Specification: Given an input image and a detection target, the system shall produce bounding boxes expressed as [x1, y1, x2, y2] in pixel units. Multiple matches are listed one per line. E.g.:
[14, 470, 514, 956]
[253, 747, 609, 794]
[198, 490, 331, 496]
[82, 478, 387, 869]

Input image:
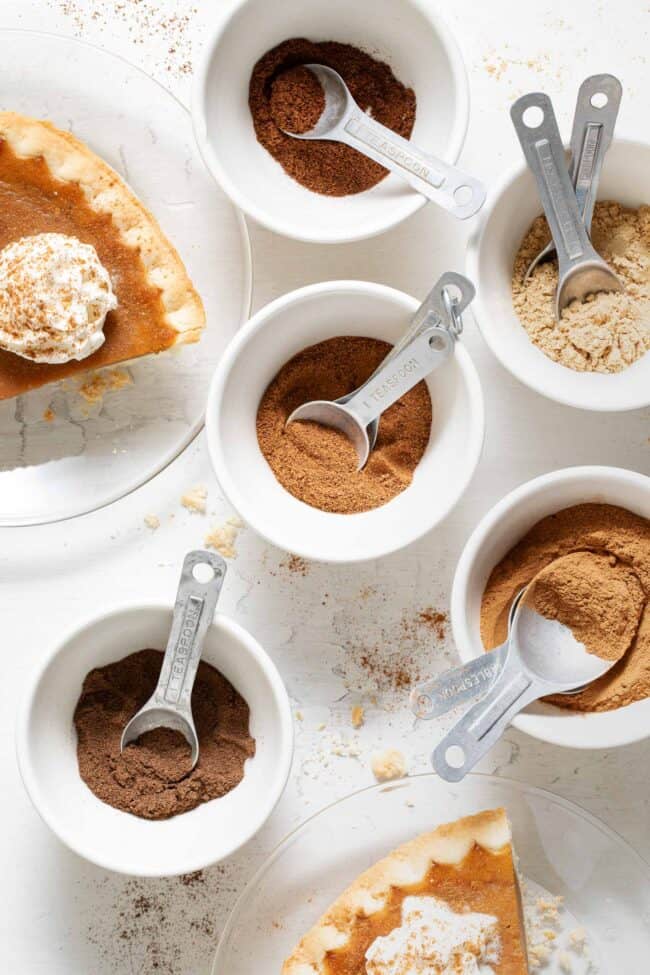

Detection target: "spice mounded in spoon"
[277, 64, 486, 220]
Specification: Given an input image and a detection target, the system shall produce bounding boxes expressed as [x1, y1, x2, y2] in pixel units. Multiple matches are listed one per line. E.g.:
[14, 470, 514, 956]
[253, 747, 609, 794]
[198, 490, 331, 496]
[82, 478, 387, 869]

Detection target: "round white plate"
[213, 774, 650, 974]
[0, 30, 251, 526]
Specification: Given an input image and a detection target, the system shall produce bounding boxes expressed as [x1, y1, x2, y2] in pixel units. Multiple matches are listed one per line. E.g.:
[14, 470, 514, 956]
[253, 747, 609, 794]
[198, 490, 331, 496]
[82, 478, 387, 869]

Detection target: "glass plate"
[213, 774, 650, 974]
[0, 30, 251, 525]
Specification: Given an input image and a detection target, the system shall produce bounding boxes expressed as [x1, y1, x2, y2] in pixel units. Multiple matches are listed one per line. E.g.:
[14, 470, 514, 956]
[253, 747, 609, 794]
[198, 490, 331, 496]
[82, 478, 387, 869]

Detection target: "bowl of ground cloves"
[451, 465, 650, 750]
[193, 0, 470, 243]
[16, 601, 293, 877]
[206, 280, 484, 563]
[467, 138, 650, 411]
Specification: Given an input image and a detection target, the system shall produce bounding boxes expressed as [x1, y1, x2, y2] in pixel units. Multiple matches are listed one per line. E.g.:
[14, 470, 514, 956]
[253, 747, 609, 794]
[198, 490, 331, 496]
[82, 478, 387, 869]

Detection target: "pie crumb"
[204, 517, 243, 558]
[144, 514, 160, 531]
[181, 485, 207, 514]
[43, 407, 55, 422]
[371, 748, 407, 782]
[558, 950, 573, 973]
[351, 705, 365, 729]
[78, 368, 132, 404]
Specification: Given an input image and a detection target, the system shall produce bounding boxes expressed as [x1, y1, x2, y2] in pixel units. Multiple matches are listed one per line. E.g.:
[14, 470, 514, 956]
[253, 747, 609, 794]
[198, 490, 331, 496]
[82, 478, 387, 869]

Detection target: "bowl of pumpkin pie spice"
[467, 138, 650, 411]
[451, 465, 650, 750]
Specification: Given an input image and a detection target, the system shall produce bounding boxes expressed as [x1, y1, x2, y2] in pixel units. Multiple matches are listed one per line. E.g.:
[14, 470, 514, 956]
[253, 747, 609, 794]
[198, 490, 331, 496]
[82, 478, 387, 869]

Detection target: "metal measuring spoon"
[121, 550, 227, 770]
[511, 92, 622, 320]
[524, 74, 622, 280]
[286, 273, 475, 470]
[279, 64, 486, 220]
[431, 585, 621, 783]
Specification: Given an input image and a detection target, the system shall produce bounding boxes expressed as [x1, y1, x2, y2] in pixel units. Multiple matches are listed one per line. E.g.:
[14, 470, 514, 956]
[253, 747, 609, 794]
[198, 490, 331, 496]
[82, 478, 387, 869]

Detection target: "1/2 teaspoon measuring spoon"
[121, 550, 227, 770]
[431, 584, 622, 783]
[524, 73, 622, 280]
[286, 273, 475, 470]
[280, 64, 486, 220]
[511, 91, 622, 320]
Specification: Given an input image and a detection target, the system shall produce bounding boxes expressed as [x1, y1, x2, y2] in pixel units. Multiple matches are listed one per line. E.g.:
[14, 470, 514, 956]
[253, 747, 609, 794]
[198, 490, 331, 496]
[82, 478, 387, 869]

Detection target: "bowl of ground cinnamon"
[193, 0, 470, 242]
[16, 602, 293, 876]
[451, 465, 650, 750]
[467, 138, 650, 411]
[206, 280, 484, 563]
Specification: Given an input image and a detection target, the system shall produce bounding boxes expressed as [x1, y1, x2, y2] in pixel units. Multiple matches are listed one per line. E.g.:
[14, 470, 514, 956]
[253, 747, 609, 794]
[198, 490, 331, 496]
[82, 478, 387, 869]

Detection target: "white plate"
[213, 774, 650, 974]
[0, 30, 252, 526]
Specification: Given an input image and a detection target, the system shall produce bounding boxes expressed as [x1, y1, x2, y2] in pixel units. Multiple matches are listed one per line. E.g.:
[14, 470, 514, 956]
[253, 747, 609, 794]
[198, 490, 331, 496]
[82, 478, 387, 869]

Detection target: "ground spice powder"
[74, 648, 256, 820]
[480, 503, 650, 712]
[256, 336, 432, 514]
[249, 38, 416, 196]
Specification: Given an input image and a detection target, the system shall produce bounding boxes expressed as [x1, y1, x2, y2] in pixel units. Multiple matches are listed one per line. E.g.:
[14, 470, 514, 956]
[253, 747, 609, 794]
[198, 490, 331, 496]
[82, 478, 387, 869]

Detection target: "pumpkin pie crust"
[283, 808, 529, 974]
[0, 111, 205, 400]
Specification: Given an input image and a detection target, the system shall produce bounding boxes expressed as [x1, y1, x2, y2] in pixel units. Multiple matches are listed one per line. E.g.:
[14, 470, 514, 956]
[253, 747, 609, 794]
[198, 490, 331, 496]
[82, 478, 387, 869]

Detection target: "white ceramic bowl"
[451, 465, 650, 749]
[467, 139, 650, 411]
[16, 603, 293, 877]
[206, 281, 484, 563]
[193, 0, 469, 243]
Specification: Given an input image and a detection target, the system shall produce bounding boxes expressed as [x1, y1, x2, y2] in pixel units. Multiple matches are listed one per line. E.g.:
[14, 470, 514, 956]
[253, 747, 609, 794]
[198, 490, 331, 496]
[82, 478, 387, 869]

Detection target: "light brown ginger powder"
[480, 503, 650, 712]
[512, 201, 650, 373]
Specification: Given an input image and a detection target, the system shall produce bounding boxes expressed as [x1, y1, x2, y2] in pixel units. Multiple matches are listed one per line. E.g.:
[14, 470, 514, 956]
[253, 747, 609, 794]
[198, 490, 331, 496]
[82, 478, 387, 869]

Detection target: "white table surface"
[2, 1, 649, 971]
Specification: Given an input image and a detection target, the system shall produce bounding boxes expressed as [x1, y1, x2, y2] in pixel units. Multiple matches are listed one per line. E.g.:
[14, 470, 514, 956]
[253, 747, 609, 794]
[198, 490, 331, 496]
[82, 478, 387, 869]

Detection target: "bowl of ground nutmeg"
[206, 280, 484, 563]
[451, 465, 650, 750]
[467, 138, 650, 411]
[16, 602, 293, 876]
[193, 0, 470, 242]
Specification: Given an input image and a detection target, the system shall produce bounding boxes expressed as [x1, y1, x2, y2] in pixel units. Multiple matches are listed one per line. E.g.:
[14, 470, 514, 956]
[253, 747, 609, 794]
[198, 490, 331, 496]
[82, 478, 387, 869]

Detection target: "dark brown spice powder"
[249, 38, 416, 196]
[74, 648, 256, 820]
[256, 336, 432, 514]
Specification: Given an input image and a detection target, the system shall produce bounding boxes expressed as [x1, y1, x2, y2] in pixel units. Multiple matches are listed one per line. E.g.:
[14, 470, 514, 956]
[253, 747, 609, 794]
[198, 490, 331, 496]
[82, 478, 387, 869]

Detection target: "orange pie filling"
[323, 845, 528, 975]
[0, 136, 176, 400]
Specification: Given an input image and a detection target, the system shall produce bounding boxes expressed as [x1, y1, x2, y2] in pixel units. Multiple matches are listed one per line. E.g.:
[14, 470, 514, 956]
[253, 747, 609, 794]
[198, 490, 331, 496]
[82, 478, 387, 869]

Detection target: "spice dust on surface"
[249, 38, 416, 196]
[256, 336, 432, 514]
[74, 648, 255, 819]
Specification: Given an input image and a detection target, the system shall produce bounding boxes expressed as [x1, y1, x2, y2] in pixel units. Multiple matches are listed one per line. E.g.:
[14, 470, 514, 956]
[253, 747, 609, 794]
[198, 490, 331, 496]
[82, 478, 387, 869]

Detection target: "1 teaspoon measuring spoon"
[121, 550, 227, 770]
[286, 273, 475, 470]
[279, 64, 486, 220]
[524, 74, 622, 280]
[432, 580, 624, 783]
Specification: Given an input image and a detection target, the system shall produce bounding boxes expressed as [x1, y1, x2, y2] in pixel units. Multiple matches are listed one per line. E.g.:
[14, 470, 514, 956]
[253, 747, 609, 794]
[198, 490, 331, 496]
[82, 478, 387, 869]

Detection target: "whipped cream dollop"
[0, 233, 117, 363]
[365, 896, 500, 975]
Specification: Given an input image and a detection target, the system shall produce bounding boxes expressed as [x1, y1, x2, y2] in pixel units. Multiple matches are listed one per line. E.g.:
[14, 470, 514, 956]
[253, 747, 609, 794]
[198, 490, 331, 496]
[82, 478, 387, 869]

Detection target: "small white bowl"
[451, 465, 650, 750]
[206, 281, 484, 563]
[467, 139, 650, 412]
[193, 0, 469, 243]
[16, 603, 293, 877]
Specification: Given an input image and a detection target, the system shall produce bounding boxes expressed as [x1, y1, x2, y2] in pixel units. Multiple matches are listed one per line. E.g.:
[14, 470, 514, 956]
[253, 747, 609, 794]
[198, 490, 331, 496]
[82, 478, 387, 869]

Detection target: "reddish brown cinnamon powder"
[74, 648, 256, 820]
[256, 336, 432, 514]
[249, 38, 416, 196]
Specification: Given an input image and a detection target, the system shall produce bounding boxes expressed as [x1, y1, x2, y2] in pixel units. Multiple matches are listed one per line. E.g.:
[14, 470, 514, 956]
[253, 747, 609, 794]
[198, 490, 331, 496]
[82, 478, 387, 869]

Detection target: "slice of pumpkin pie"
[283, 808, 529, 974]
[0, 111, 205, 400]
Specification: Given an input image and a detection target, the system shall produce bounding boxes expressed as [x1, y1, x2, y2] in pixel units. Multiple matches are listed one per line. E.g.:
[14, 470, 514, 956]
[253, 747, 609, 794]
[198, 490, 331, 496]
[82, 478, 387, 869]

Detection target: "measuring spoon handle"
[511, 93, 601, 277]
[339, 110, 485, 219]
[345, 325, 453, 427]
[152, 551, 227, 715]
[570, 74, 622, 231]
[432, 650, 541, 782]
[410, 645, 507, 720]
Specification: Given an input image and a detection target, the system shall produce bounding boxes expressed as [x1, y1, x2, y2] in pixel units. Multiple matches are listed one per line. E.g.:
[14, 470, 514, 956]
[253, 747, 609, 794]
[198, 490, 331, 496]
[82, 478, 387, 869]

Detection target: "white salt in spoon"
[278, 64, 485, 219]
[121, 550, 227, 770]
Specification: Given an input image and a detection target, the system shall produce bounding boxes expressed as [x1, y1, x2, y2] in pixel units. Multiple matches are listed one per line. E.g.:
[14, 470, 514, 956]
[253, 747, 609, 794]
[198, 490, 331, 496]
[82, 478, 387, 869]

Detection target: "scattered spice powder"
[256, 336, 432, 514]
[249, 38, 416, 196]
[512, 202, 650, 372]
[74, 648, 255, 819]
[480, 503, 650, 711]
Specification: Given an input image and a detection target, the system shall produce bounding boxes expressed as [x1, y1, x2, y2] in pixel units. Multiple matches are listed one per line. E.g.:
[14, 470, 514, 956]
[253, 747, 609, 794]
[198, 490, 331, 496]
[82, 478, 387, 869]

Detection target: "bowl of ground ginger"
[206, 280, 484, 563]
[451, 465, 650, 750]
[466, 138, 650, 411]
[193, 0, 470, 242]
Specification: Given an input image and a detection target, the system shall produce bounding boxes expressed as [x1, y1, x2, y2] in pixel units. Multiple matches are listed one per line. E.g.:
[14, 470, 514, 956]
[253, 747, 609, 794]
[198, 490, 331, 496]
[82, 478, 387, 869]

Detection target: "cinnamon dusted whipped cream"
[0, 232, 117, 363]
[365, 896, 500, 975]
